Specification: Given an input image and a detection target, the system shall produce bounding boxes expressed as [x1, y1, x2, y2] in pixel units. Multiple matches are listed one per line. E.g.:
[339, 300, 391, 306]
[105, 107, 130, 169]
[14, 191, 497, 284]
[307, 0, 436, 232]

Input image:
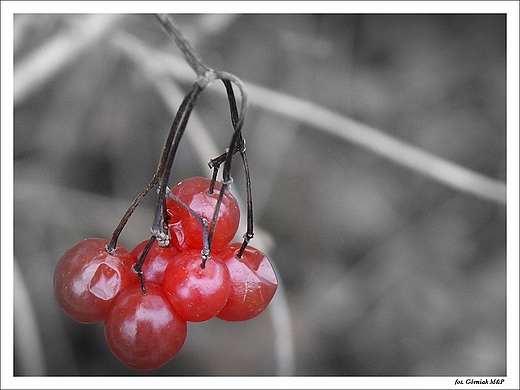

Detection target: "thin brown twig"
[155, 14, 211, 77]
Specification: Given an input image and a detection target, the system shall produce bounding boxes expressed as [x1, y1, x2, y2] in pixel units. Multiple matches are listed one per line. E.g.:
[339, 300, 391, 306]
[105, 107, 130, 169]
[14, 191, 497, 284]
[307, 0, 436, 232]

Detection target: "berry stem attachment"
[237, 147, 254, 258]
[207, 177, 232, 252]
[132, 235, 157, 295]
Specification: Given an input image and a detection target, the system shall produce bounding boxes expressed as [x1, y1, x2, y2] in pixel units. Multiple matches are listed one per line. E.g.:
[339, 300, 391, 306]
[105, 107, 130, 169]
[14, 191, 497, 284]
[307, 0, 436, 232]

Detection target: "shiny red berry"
[163, 249, 231, 322]
[217, 243, 278, 321]
[53, 238, 137, 324]
[166, 176, 240, 252]
[104, 283, 187, 371]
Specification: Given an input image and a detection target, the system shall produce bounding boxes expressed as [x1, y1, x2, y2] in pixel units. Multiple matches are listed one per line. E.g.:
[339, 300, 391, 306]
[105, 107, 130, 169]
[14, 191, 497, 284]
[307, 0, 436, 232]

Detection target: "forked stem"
[151, 80, 208, 246]
[132, 235, 157, 295]
[107, 15, 253, 297]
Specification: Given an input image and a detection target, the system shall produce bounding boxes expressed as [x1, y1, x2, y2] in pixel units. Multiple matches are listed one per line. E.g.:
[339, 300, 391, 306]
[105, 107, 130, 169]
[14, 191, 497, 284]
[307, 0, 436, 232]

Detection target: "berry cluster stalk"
[105, 14, 254, 294]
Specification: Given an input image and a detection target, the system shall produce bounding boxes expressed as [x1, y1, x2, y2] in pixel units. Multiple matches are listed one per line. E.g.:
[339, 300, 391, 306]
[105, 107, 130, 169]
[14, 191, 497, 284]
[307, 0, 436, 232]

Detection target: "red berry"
[104, 283, 187, 371]
[130, 240, 180, 285]
[216, 243, 278, 321]
[163, 249, 231, 322]
[166, 176, 240, 252]
[53, 238, 137, 324]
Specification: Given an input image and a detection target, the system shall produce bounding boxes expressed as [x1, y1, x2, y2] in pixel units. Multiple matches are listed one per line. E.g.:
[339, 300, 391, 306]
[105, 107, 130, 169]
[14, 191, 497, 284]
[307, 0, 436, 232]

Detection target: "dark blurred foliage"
[13, 14, 506, 377]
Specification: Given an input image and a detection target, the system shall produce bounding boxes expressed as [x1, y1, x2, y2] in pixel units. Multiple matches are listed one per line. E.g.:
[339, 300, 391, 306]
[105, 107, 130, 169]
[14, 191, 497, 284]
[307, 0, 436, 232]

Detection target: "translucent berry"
[217, 243, 278, 321]
[104, 283, 187, 370]
[163, 249, 231, 322]
[53, 238, 137, 324]
[166, 176, 240, 252]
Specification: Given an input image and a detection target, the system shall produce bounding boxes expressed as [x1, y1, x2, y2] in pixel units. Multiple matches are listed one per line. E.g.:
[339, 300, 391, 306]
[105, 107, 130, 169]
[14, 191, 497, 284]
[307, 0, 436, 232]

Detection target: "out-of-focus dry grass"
[13, 14, 506, 377]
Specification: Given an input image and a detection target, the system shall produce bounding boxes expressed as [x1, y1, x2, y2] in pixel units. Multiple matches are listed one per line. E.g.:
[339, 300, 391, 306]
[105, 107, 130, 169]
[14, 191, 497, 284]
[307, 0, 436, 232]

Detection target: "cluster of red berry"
[53, 15, 274, 371]
[53, 176, 278, 371]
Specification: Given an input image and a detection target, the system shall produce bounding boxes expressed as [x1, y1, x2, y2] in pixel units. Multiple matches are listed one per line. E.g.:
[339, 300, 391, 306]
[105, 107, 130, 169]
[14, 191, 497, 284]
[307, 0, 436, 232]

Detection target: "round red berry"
[53, 238, 138, 324]
[163, 249, 231, 322]
[166, 176, 240, 252]
[217, 243, 278, 321]
[104, 283, 187, 371]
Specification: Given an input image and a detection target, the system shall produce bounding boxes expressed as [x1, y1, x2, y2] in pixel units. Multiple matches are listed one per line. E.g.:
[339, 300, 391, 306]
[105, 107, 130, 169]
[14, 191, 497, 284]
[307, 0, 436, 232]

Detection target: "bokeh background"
[13, 13, 507, 377]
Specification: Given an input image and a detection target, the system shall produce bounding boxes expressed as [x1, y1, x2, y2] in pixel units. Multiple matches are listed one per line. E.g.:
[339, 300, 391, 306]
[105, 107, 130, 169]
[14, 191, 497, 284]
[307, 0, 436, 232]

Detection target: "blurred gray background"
[13, 14, 506, 376]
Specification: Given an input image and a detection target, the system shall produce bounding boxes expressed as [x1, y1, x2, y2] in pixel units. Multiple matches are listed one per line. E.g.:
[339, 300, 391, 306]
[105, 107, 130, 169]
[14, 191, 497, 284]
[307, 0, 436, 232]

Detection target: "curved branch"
[112, 34, 506, 205]
[249, 86, 507, 205]
[14, 14, 124, 104]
